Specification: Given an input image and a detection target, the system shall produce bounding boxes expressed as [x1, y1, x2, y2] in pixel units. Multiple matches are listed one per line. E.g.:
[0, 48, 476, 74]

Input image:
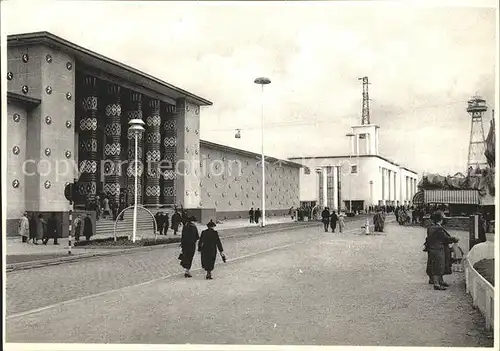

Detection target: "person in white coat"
[18, 211, 30, 243]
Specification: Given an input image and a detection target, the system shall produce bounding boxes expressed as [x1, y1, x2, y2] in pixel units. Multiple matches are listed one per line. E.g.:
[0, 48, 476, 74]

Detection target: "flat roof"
[8, 31, 212, 107]
[200, 140, 305, 169]
[288, 154, 418, 175]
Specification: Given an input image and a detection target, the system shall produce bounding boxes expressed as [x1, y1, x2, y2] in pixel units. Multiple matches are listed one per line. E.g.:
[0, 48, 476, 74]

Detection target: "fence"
[465, 241, 494, 331]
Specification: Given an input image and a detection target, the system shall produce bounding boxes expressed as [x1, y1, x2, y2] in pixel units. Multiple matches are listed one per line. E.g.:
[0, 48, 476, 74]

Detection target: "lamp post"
[128, 118, 145, 243]
[254, 77, 271, 227]
[346, 133, 355, 213]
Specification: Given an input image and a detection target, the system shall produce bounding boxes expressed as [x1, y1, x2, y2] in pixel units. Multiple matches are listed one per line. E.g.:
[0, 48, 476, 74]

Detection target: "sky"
[2, 0, 497, 176]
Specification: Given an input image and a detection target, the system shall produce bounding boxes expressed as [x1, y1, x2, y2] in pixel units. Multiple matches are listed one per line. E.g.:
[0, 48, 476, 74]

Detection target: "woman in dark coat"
[83, 213, 94, 241]
[180, 216, 199, 278]
[424, 212, 457, 290]
[198, 220, 226, 280]
[321, 208, 330, 232]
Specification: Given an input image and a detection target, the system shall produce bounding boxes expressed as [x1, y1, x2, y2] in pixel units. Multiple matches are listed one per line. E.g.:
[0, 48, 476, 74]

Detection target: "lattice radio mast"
[466, 95, 488, 171]
[358, 76, 370, 124]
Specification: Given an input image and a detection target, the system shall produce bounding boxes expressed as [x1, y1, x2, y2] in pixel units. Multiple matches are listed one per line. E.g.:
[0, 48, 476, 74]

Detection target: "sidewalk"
[6, 215, 316, 267]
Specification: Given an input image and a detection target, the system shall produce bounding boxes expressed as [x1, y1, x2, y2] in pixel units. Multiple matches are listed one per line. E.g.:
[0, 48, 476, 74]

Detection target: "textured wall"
[7, 44, 76, 213]
[199, 145, 300, 213]
[7, 103, 28, 219]
[175, 99, 201, 208]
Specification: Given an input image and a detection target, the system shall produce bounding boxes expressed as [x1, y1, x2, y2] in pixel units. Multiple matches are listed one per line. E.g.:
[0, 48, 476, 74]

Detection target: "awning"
[412, 190, 424, 204]
[424, 190, 480, 205]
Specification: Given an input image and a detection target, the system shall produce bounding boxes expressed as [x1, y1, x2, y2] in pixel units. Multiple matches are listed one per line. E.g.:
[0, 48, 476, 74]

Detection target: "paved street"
[6, 219, 492, 346]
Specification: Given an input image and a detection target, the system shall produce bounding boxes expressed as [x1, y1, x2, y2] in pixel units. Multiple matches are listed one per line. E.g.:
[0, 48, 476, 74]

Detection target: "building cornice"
[7, 92, 41, 110]
[8, 31, 213, 107]
[200, 140, 305, 169]
[288, 154, 418, 175]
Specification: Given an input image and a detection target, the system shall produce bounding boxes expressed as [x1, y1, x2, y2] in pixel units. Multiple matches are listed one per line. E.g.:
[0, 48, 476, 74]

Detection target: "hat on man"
[207, 219, 216, 228]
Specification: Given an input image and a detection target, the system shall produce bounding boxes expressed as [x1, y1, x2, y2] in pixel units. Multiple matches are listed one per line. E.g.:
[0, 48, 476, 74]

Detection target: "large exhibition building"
[5, 31, 302, 236]
[290, 123, 419, 212]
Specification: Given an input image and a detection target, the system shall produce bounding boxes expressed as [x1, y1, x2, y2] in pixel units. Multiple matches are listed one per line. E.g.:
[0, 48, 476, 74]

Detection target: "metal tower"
[358, 76, 370, 124]
[466, 95, 488, 171]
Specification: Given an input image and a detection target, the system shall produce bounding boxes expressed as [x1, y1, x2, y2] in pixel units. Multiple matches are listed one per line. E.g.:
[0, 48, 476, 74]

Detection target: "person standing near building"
[249, 208, 255, 223]
[338, 212, 345, 233]
[321, 207, 330, 232]
[43, 213, 59, 245]
[163, 212, 170, 236]
[83, 213, 94, 241]
[254, 208, 261, 224]
[373, 208, 385, 232]
[330, 211, 338, 233]
[74, 214, 83, 242]
[30, 213, 38, 244]
[171, 210, 182, 235]
[180, 216, 199, 278]
[18, 211, 30, 243]
[198, 220, 226, 280]
[36, 214, 46, 244]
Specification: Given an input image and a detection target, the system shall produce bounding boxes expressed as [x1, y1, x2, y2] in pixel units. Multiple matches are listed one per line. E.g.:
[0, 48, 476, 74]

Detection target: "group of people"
[86, 191, 128, 221]
[18, 211, 94, 245]
[178, 217, 226, 280]
[248, 208, 262, 224]
[424, 212, 464, 290]
[320, 208, 345, 233]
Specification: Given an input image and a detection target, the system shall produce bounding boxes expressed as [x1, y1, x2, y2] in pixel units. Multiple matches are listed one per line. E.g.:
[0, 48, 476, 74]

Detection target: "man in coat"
[18, 211, 30, 243]
[163, 212, 170, 236]
[254, 208, 261, 224]
[155, 211, 165, 235]
[249, 208, 255, 223]
[43, 213, 60, 245]
[321, 207, 330, 232]
[180, 216, 199, 278]
[83, 213, 94, 241]
[373, 208, 385, 232]
[198, 220, 226, 280]
[330, 211, 338, 233]
[171, 210, 182, 235]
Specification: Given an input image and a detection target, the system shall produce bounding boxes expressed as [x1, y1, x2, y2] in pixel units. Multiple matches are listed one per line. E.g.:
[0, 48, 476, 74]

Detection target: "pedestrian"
[95, 195, 101, 220]
[29, 212, 38, 244]
[155, 211, 165, 235]
[163, 212, 170, 236]
[321, 207, 330, 232]
[36, 214, 46, 244]
[424, 212, 457, 290]
[179, 216, 199, 278]
[249, 207, 254, 223]
[171, 210, 182, 235]
[478, 213, 487, 243]
[43, 213, 60, 245]
[18, 211, 30, 243]
[83, 213, 94, 241]
[330, 211, 338, 233]
[102, 196, 111, 219]
[74, 214, 83, 242]
[198, 219, 226, 280]
[254, 208, 261, 224]
[338, 212, 345, 233]
[373, 208, 385, 232]
[289, 207, 295, 220]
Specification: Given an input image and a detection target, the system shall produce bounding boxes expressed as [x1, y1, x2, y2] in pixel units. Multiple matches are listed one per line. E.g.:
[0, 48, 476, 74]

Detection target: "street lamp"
[128, 118, 145, 243]
[346, 133, 355, 214]
[254, 77, 271, 227]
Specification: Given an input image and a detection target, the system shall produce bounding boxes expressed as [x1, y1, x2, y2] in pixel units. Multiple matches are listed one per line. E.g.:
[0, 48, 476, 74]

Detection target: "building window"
[350, 165, 358, 174]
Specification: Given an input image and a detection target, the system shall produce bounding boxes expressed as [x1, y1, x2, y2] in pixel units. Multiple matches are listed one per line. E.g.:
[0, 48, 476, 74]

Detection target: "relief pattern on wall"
[199, 146, 300, 212]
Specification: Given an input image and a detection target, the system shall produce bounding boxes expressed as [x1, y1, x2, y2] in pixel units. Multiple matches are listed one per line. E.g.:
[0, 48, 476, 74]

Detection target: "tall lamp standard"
[254, 77, 271, 227]
[346, 133, 355, 213]
[128, 118, 145, 243]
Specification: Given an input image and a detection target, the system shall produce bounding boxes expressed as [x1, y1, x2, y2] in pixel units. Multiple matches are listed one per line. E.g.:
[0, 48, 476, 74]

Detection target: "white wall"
[293, 156, 418, 207]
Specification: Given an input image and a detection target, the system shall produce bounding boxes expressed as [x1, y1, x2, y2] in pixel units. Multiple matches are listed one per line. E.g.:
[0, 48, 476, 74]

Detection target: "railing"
[465, 241, 494, 331]
[113, 205, 158, 242]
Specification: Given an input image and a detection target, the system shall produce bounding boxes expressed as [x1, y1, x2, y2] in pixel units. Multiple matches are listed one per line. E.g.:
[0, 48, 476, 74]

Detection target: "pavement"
[5, 218, 493, 346]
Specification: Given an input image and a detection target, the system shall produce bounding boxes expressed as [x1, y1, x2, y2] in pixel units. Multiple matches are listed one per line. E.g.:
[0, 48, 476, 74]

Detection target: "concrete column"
[333, 166, 339, 212]
[388, 170, 392, 202]
[322, 167, 328, 207]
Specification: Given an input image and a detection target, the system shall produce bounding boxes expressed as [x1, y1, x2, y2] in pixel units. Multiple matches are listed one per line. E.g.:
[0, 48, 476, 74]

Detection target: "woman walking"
[424, 212, 457, 290]
[338, 212, 345, 233]
[36, 214, 46, 244]
[198, 220, 226, 279]
[179, 216, 199, 278]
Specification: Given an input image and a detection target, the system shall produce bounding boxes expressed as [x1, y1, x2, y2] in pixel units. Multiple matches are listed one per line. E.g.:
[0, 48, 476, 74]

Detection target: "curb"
[6, 221, 321, 272]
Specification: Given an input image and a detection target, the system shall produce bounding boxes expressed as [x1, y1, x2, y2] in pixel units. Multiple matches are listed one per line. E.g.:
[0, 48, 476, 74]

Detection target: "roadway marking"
[6, 224, 368, 320]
